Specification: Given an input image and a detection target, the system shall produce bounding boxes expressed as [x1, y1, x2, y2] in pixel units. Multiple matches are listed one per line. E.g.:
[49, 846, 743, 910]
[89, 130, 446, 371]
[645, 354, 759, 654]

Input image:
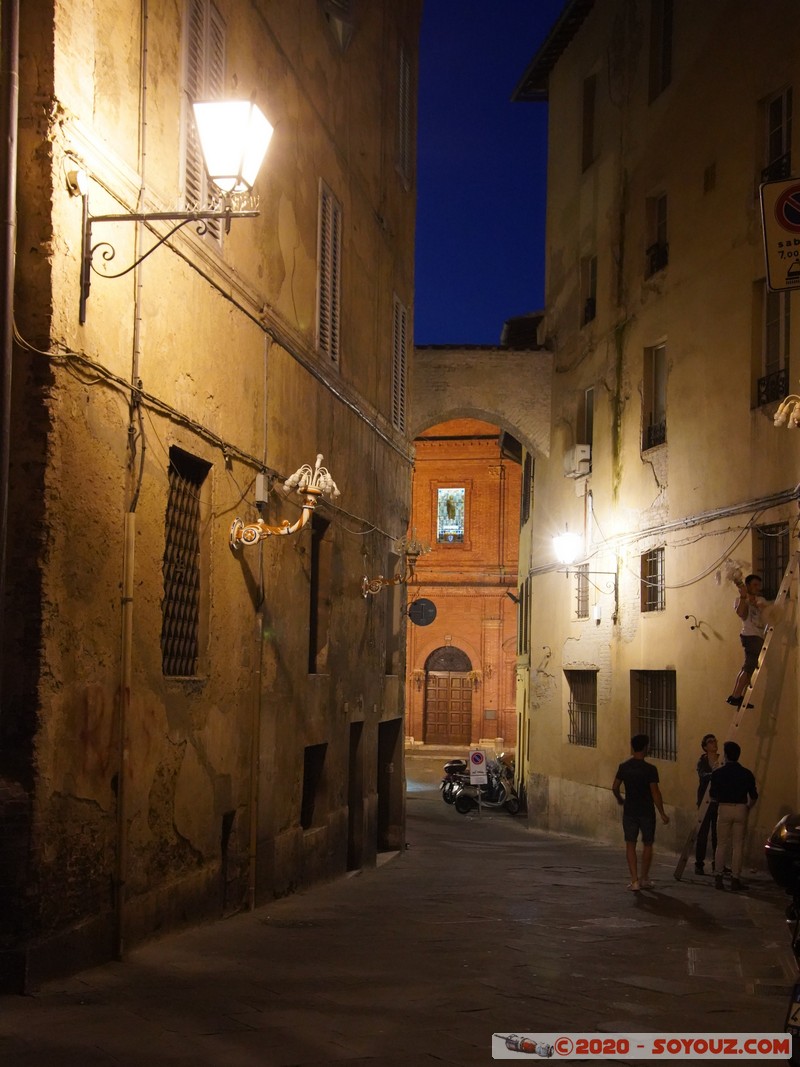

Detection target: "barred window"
[162, 447, 211, 676]
[632, 669, 676, 761]
[576, 564, 589, 619]
[317, 182, 342, 364]
[641, 547, 665, 611]
[755, 522, 790, 600]
[391, 295, 408, 433]
[566, 669, 597, 747]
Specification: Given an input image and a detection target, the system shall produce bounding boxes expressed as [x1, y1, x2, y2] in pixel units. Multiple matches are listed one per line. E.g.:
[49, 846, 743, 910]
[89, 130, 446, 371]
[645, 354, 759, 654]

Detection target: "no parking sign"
[760, 178, 800, 291]
[469, 749, 487, 785]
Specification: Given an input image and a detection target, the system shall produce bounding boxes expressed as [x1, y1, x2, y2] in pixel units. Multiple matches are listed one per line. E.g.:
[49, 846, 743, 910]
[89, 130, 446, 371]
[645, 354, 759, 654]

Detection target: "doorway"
[422, 646, 473, 745]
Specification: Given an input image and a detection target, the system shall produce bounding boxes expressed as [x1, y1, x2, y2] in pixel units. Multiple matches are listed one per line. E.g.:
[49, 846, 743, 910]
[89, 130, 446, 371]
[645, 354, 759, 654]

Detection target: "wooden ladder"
[673, 549, 800, 880]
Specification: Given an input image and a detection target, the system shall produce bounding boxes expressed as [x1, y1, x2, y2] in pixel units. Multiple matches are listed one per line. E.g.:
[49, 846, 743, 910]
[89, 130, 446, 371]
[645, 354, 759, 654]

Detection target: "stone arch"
[411, 345, 553, 458]
[424, 645, 472, 672]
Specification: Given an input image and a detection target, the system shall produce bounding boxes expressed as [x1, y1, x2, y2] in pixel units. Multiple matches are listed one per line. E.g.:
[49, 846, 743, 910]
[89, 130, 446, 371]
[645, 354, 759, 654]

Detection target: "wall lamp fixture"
[361, 531, 431, 598]
[230, 455, 339, 550]
[553, 526, 619, 624]
[774, 391, 800, 429]
[75, 100, 273, 323]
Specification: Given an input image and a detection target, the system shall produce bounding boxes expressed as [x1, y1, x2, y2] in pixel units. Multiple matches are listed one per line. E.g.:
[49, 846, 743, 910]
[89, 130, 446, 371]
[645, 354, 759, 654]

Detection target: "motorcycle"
[440, 758, 468, 805]
[764, 813, 800, 1065]
[453, 754, 520, 816]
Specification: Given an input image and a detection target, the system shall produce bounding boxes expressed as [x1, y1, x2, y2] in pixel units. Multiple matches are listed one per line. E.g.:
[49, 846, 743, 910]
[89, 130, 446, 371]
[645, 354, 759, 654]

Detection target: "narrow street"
[1, 754, 793, 1066]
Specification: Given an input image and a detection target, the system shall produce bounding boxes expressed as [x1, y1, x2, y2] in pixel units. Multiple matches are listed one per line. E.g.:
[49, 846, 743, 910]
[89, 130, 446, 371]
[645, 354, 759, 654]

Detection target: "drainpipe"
[0, 0, 19, 721]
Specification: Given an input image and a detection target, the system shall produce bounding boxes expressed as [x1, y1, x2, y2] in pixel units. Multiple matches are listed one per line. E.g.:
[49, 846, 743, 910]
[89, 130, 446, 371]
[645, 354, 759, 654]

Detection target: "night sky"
[414, 0, 567, 345]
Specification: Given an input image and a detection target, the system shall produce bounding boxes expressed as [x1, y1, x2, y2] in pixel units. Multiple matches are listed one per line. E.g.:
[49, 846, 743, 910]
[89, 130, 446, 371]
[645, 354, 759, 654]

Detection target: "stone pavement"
[0, 754, 796, 1066]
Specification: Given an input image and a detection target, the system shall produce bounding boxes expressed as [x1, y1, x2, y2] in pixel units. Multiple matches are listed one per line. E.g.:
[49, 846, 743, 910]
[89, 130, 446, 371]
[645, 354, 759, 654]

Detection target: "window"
[762, 87, 792, 183]
[648, 0, 673, 102]
[576, 564, 590, 620]
[520, 453, 533, 525]
[565, 670, 597, 747]
[301, 743, 328, 829]
[581, 255, 597, 325]
[757, 283, 790, 406]
[517, 577, 531, 657]
[632, 670, 676, 761]
[309, 514, 333, 674]
[645, 193, 668, 276]
[581, 74, 597, 172]
[437, 488, 465, 543]
[320, 0, 354, 52]
[642, 343, 667, 450]
[391, 296, 408, 433]
[641, 547, 665, 612]
[755, 522, 790, 600]
[317, 182, 342, 364]
[162, 447, 211, 676]
[182, 0, 225, 245]
[397, 42, 413, 184]
[580, 386, 594, 448]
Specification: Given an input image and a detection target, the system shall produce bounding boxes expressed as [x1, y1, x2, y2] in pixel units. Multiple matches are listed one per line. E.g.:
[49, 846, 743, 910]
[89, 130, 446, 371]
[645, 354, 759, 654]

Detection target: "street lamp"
[552, 526, 619, 623]
[230, 455, 339, 549]
[361, 530, 431, 598]
[76, 99, 273, 323]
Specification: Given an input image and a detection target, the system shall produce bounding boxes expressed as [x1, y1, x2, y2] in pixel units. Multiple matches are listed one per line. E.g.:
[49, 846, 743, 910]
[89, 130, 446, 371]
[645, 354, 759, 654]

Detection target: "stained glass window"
[437, 488, 465, 543]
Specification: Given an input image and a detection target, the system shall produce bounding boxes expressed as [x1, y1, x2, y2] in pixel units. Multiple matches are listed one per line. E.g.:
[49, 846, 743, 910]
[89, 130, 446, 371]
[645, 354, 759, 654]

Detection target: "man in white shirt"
[726, 574, 766, 708]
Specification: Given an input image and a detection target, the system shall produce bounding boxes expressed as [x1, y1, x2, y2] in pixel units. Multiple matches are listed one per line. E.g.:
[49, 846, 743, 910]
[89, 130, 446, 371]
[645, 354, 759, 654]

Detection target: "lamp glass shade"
[192, 101, 273, 194]
[553, 530, 583, 565]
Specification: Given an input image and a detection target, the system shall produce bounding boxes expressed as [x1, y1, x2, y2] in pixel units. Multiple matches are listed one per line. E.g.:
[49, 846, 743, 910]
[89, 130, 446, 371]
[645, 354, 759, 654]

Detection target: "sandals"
[627, 881, 640, 892]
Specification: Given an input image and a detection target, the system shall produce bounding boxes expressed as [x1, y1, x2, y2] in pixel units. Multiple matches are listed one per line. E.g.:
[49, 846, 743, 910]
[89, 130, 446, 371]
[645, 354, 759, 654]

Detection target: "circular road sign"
[775, 184, 800, 234]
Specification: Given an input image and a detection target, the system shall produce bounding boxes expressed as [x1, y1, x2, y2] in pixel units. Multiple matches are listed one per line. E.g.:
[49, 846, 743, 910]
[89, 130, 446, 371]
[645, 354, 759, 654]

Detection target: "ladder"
[673, 549, 800, 880]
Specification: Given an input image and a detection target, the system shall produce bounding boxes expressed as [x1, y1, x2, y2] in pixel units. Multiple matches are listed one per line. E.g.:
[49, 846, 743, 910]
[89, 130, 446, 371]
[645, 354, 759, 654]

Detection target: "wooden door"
[423, 671, 472, 745]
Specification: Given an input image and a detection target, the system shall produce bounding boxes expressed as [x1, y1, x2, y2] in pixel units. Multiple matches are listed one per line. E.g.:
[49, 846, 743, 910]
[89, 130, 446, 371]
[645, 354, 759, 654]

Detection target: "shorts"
[623, 811, 656, 845]
[740, 634, 764, 673]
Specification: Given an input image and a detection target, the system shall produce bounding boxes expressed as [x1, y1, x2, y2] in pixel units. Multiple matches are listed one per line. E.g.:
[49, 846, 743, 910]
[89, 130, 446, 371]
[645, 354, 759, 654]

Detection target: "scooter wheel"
[455, 794, 476, 814]
[441, 786, 456, 804]
[504, 797, 521, 815]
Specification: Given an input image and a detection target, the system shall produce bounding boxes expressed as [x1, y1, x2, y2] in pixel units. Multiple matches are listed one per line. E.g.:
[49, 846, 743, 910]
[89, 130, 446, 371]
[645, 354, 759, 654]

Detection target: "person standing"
[694, 733, 721, 875]
[612, 734, 670, 891]
[710, 741, 758, 891]
[727, 574, 767, 708]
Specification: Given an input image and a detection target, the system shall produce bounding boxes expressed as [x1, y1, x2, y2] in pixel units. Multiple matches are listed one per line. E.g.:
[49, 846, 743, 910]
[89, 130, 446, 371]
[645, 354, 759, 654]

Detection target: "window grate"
[633, 670, 676, 760]
[162, 450, 209, 676]
[641, 547, 665, 611]
[576, 564, 589, 619]
[756, 522, 790, 601]
[566, 669, 597, 747]
[317, 183, 342, 364]
[757, 367, 788, 407]
[391, 296, 408, 432]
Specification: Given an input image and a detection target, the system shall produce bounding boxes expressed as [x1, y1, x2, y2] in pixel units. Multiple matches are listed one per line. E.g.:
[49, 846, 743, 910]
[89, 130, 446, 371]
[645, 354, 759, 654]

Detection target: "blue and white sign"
[469, 749, 487, 785]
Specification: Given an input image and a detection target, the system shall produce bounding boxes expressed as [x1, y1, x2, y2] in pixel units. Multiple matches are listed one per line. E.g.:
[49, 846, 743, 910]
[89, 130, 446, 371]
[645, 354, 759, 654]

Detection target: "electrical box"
[255, 472, 269, 504]
[563, 444, 591, 478]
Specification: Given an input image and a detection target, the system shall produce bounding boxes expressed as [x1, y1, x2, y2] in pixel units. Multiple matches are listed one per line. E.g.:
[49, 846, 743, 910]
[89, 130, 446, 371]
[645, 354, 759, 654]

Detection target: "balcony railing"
[757, 367, 788, 407]
[762, 152, 791, 183]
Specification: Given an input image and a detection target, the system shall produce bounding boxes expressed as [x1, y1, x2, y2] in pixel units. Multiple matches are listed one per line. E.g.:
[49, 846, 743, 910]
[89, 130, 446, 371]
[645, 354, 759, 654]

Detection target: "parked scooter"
[453, 753, 520, 815]
[764, 813, 800, 1065]
[440, 758, 467, 805]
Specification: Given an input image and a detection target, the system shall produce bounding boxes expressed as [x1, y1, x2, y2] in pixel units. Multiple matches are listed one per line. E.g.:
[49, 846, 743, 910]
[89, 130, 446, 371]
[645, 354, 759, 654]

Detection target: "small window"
[645, 193, 668, 276]
[762, 87, 792, 183]
[182, 0, 226, 245]
[309, 514, 333, 674]
[565, 669, 597, 747]
[576, 564, 590, 620]
[162, 447, 211, 676]
[520, 453, 533, 525]
[317, 182, 342, 364]
[755, 522, 790, 600]
[648, 0, 673, 102]
[437, 488, 465, 543]
[757, 283, 791, 407]
[516, 577, 531, 657]
[580, 386, 594, 448]
[632, 669, 676, 761]
[391, 296, 408, 433]
[581, 255, 597, 325]
[641, 547, 665, 612]
[642, 343, 667, 450]
[301, 743, 328, 829]
[397, 42, 413, 184]
[581, 74, 597, 172]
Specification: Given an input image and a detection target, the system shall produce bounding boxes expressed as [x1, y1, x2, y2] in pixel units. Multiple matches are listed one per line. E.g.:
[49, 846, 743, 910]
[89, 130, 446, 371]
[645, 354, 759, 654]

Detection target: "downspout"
[115, 0, 149, 959]
[0, 0, 19, 720]
[248, 334, 271, 910]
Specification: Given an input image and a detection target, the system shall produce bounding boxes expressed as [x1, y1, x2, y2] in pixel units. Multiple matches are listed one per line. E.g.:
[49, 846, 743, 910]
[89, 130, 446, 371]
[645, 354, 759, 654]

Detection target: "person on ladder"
[727, 574, 767, 708]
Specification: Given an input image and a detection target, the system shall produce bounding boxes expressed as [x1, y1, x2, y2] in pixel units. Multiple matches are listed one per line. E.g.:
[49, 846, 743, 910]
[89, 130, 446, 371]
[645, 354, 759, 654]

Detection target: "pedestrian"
[612, 734, 670, 892]
[727, 574, 767, 708]
[710, 741, 758, 891]
[694, 733, 720, 875]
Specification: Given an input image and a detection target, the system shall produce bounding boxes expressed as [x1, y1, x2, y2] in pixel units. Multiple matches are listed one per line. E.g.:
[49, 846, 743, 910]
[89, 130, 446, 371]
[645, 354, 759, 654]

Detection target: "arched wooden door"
[422, 646, 473, 746]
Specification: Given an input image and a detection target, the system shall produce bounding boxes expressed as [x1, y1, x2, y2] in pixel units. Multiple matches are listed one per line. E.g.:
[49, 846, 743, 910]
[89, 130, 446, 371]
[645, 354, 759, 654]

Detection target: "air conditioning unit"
[563, 444, 591, 478]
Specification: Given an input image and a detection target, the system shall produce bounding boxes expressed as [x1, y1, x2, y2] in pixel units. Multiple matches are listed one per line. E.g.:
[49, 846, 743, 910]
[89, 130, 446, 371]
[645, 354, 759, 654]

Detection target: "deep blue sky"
[414, 1, 566, 345]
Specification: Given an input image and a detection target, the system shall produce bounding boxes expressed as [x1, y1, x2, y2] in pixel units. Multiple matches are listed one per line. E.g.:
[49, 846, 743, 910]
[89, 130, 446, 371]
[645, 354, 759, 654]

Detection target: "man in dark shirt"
[710, 740, 758, 891]
[612, 734, 670, 892]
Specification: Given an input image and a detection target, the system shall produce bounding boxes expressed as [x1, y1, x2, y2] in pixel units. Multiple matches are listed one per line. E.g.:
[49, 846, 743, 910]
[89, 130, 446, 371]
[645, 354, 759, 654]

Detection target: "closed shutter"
[182, 0, 225, 244]
[317, 183, 342, 363]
